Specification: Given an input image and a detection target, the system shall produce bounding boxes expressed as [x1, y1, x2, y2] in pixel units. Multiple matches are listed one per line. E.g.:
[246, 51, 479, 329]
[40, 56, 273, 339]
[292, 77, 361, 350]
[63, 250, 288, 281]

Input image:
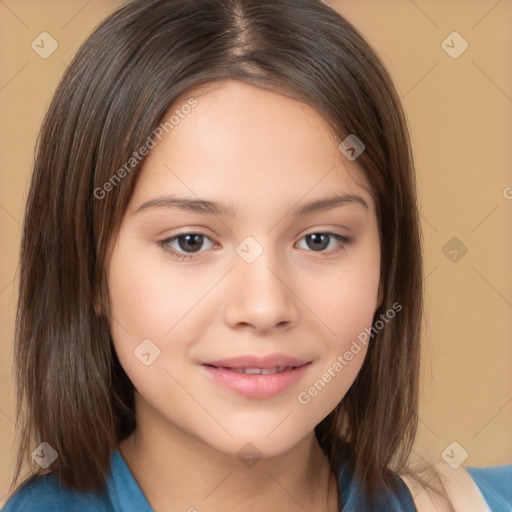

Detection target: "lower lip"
[201, 363, 311, 399]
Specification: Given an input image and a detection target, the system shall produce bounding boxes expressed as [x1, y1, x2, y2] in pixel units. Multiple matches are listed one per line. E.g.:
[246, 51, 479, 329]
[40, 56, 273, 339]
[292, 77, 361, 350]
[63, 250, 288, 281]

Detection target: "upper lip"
[202, 353, 311, 369]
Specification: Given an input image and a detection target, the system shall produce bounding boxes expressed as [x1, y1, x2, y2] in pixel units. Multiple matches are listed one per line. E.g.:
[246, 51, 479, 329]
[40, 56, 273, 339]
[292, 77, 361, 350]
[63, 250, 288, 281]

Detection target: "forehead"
[129, 79, 374, 214]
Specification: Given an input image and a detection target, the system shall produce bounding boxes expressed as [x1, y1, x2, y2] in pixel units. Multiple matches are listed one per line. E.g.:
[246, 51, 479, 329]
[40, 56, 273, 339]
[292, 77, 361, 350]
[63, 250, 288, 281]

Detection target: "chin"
[195, 423, 313, 463]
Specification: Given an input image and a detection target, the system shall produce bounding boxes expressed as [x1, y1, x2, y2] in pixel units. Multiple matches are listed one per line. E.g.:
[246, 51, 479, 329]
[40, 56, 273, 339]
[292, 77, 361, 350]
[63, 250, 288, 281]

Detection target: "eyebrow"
[134, 192, 369, 217]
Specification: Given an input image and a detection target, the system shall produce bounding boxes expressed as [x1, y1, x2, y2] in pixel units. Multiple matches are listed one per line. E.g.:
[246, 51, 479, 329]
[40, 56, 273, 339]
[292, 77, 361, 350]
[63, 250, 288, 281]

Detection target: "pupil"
[308, 233, 328, 251]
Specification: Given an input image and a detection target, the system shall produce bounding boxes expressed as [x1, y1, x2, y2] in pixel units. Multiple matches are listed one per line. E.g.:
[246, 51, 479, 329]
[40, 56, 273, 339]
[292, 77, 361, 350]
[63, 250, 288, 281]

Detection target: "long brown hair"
[10, 0, 450, 508]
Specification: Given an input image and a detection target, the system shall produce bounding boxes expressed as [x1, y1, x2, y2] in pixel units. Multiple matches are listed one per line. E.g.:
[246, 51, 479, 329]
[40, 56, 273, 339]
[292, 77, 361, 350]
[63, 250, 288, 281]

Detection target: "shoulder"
[1, 473, 113, 512]
[401, 461, 512, 512]
[401, 462, 479, 512]
[465, 462, 512, 511]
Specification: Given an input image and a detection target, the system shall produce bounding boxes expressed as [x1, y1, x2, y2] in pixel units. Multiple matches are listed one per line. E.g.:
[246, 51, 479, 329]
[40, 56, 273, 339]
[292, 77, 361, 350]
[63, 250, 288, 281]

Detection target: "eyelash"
[157, 231, 354, 261]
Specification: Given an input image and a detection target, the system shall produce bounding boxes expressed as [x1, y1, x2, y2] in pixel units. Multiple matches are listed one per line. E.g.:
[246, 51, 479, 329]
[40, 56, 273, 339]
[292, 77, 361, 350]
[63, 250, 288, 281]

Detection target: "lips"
[202, 353, 310, 370]
[201, 353, 312, 399]
[219, 366, 294, 375]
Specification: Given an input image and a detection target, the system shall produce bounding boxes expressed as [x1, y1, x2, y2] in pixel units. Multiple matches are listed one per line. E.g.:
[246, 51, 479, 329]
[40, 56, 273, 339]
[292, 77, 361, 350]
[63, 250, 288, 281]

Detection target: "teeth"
[242, 368, 264, 374]
[221, 366, 292, 375]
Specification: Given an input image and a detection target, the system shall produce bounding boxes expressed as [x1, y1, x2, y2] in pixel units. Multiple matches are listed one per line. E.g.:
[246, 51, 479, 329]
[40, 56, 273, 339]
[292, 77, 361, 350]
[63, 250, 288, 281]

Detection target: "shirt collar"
[107, 449, 153, 511]
[107, 447, 416, 511]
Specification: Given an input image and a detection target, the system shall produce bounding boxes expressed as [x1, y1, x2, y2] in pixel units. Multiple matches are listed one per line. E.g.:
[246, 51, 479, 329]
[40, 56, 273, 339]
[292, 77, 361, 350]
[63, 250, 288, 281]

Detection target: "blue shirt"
[2, 449, 511, 511]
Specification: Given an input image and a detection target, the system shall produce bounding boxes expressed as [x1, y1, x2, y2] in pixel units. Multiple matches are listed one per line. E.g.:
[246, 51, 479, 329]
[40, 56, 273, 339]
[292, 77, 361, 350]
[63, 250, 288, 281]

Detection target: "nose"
[222, 248, 299, 334]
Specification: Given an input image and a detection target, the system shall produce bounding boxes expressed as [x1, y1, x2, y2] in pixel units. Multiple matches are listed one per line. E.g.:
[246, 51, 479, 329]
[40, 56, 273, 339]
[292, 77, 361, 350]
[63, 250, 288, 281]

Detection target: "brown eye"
[296, 232, 353, 254]
[174, 234, 205, 253]
[158, 232, 215, 259]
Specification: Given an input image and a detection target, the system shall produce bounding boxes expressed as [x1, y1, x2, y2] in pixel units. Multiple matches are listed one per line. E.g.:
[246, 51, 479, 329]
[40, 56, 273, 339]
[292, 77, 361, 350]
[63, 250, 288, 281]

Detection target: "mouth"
[200, 354, 312, 399]
[210, 365, 298, 375]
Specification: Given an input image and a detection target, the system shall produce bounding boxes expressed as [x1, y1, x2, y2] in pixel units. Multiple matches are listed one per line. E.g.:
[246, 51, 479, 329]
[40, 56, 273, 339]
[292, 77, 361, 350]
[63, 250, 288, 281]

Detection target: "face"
[106, 80, 381, 459]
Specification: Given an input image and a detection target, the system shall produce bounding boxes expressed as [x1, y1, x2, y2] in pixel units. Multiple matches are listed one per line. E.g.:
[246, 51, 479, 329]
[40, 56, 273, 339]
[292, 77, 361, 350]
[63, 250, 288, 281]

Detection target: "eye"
[296, 232, 353, 255]
[158, 231, 354, 261]
[158, 232, 215, 260]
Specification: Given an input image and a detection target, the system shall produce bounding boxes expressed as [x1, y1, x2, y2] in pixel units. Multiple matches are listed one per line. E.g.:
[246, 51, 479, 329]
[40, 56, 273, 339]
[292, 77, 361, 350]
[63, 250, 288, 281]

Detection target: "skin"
[401, 463, 490, 512]
[106, 79, 384, 511]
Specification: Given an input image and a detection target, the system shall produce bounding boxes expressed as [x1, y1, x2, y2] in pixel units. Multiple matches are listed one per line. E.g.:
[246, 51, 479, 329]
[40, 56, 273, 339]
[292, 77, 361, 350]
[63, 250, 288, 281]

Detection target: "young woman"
[3, 0, 511, 510]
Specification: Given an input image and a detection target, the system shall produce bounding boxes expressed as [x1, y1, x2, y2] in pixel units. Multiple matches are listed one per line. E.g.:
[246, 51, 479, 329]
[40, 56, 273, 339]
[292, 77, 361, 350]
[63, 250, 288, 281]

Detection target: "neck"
[118, 394, 340, 511]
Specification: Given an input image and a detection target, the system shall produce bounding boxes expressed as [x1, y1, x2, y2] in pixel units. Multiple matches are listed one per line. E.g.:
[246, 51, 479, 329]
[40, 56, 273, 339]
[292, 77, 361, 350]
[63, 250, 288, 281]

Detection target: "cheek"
[333, 265, 379, 341]
[106, 235, 223, 391]
[106, 246, 193, 411]
[106, 240, 185, 377]
[107, 239, 202, 341]
[297, 238, 380, 411]
[296, 293, 374, 421]
[316, 238, 381, 347]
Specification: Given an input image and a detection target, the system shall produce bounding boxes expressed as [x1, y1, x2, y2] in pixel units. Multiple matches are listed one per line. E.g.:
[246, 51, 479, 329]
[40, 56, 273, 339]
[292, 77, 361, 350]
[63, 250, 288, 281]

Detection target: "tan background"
[1, 0, 511, 505]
